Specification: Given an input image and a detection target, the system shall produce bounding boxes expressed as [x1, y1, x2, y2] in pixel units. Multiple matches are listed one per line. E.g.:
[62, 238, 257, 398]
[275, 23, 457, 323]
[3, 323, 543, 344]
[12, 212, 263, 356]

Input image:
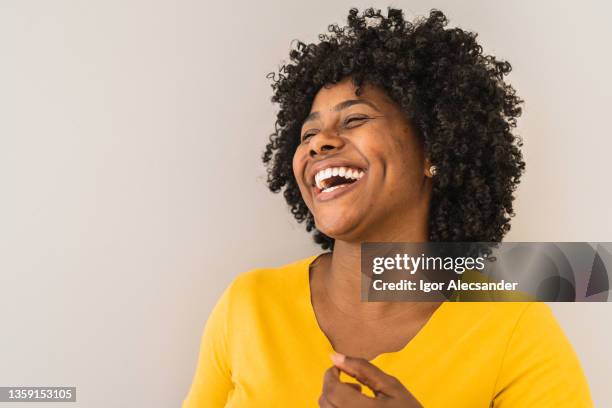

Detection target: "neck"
[321, 218, 429, 319]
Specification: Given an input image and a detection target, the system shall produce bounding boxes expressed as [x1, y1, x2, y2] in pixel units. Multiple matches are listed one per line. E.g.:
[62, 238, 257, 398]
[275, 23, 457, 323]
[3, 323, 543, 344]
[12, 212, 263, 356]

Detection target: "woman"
[183, 8, 592, 407]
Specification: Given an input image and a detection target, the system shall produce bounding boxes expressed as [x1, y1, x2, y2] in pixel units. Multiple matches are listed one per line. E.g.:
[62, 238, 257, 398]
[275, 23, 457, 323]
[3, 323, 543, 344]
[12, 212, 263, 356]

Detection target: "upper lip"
[308, 158, 367, 188]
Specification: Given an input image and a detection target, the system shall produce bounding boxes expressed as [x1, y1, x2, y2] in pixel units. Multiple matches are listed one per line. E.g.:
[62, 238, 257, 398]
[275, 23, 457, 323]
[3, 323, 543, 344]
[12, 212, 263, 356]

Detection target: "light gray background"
[1, 0, 611, 407]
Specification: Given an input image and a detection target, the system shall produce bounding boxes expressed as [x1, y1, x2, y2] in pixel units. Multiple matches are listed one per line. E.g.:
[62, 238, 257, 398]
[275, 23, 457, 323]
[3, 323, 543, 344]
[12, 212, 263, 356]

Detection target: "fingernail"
[330, 352, 346, 365]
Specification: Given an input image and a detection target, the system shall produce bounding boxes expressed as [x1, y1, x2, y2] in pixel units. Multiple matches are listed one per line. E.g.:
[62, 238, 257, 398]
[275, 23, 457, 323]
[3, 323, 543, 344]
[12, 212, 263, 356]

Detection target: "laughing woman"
[182, 8, 592, 407]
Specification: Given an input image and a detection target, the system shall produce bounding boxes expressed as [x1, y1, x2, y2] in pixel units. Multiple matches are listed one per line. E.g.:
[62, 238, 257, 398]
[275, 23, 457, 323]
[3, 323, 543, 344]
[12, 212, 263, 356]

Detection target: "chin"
[314, 212, 365, 242]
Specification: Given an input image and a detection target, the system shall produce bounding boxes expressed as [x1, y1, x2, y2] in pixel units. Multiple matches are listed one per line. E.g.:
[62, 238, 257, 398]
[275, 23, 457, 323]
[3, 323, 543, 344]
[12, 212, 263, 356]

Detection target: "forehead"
[309, 78, 391, 113]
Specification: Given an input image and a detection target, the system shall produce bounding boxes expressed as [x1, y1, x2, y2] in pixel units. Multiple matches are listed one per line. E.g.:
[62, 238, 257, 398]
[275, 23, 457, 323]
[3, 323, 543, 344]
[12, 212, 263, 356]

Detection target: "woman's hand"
[318, 353, 423, 408]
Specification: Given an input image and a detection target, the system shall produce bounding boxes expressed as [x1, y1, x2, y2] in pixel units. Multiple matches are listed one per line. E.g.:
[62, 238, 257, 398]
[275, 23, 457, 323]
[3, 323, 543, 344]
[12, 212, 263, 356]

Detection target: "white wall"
[1, 0, 610, 406]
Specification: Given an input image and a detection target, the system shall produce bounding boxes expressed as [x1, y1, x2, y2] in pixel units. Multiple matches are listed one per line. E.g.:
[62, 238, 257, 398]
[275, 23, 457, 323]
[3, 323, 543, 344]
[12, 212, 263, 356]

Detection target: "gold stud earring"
[429, 165, 438, 177]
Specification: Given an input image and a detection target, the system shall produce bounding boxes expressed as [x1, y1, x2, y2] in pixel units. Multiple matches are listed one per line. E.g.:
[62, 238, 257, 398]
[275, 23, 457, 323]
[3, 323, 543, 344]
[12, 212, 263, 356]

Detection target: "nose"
[309, 131, 345, 158]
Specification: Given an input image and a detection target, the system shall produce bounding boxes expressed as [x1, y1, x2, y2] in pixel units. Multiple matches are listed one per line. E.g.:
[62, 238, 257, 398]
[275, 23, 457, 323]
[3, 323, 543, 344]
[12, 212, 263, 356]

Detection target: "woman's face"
[292, 77, 432, 243]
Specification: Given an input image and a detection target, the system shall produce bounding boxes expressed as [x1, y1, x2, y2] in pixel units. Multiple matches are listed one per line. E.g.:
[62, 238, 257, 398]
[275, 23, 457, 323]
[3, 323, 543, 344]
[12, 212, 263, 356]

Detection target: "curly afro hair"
[262, 7, 525, 250]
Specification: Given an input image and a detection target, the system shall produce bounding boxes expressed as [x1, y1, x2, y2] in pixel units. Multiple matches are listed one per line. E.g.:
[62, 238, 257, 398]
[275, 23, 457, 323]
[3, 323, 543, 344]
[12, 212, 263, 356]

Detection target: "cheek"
[292, 148, 312, 200]
[386, 128, 425, 176]
[292, 145, 306, 178]
[291, 151, 300, 180]
[365, 133, 424, 196]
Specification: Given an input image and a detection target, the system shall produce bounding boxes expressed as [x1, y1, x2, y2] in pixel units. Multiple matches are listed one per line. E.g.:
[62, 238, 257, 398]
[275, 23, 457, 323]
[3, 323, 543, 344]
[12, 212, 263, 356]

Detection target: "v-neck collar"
[299, 253, 448, 364]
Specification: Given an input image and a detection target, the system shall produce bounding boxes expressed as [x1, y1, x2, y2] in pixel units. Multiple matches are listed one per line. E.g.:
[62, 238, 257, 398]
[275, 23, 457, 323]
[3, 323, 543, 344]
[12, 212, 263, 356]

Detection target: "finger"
[330, 353, 403, 397]
[346, 382, 362, 392]
[322, 366, 374, 407]
[318, 393, 337, 408]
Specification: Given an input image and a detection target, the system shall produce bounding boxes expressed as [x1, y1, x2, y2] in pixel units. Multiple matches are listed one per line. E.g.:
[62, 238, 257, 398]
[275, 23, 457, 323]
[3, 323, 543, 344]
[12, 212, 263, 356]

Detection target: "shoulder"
[222, 255, 318, 310]
[435, 301, 577, 358]
[502, 302, 576, 360]
[210, 255, 319, 357]
[490, 302, 593, 406]
[230, 255, 316, 292]
[439, 302, 592, 405]
[439, 301, 542, 333]
[434, 302, 562, 352]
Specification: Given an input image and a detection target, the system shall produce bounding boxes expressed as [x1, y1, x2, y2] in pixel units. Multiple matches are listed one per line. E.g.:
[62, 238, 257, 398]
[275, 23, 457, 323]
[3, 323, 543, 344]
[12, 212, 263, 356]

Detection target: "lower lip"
[314, 173, 366, 202]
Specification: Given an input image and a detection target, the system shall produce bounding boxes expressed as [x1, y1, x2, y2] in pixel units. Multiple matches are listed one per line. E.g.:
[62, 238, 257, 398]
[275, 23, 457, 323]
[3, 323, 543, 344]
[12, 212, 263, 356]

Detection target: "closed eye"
[343, 115, 370, 128]
[301, 115, 371, 142]
[301, 130, 318, 143]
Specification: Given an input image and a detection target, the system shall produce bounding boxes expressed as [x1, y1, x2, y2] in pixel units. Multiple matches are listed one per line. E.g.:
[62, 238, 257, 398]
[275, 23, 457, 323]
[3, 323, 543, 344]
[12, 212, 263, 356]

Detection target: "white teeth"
[314, 166, 366, 190]
[322, 185, 339, 193]
[322, 184, 348, 193]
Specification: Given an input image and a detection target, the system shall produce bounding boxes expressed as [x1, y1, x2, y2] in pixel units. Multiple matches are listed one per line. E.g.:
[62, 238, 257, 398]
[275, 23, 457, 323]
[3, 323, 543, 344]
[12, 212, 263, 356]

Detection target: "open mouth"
[313, 166, 365, 194]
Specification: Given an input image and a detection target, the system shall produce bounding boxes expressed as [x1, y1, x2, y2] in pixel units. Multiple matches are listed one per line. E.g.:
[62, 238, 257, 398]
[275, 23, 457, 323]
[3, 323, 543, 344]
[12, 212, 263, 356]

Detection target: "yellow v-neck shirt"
[182, 255, 593, 407]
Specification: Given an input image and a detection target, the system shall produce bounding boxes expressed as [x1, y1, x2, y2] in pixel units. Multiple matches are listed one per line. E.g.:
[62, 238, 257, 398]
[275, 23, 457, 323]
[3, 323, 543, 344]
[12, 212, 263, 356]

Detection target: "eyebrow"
[302, 99, 381, 124]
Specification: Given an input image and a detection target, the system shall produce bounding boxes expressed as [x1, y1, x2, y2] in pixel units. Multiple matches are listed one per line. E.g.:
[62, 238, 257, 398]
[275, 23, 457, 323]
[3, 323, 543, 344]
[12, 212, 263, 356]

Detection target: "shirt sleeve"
[182, 283, 234, 408]
[492, 302, 593, 407]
